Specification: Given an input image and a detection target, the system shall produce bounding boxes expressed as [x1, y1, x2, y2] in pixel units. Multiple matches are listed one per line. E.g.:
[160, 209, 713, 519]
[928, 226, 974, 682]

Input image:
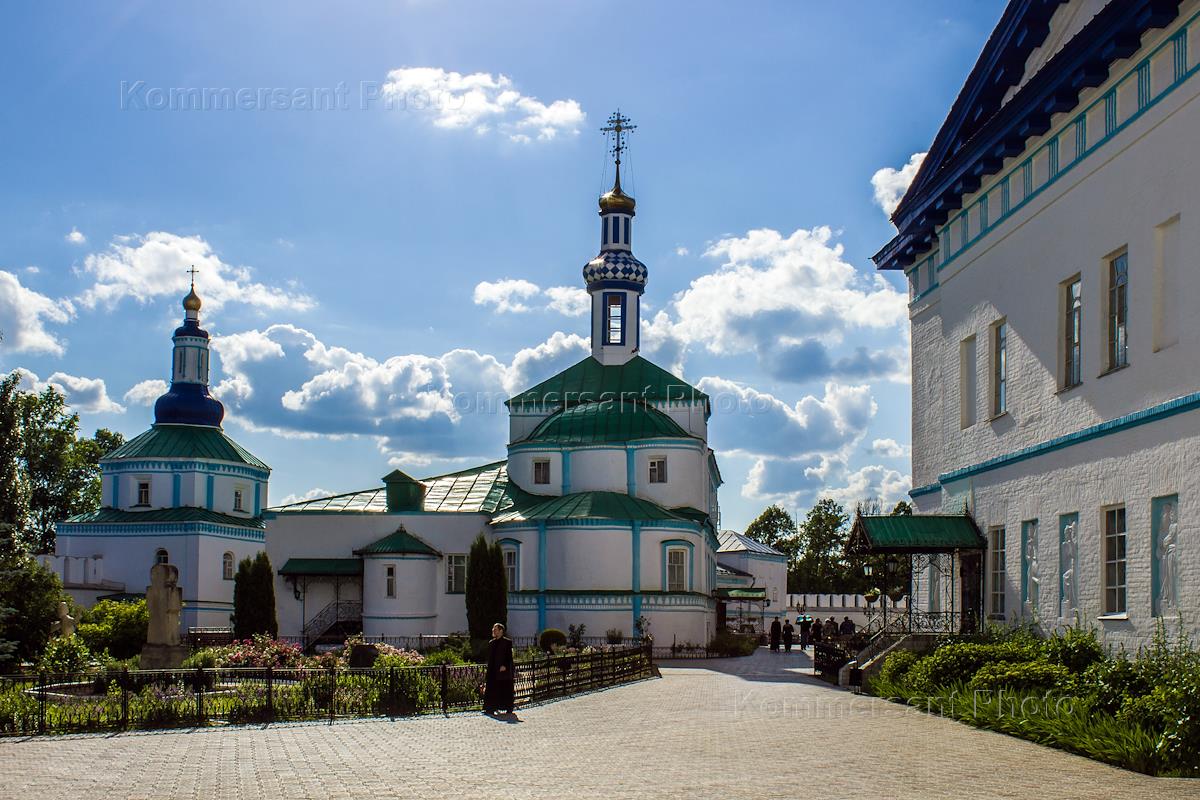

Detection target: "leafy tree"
[232, 552, 278, 639]
[77, 599, 148, 659]
[465, 534, 507, 641]
[0, 551, 66, 668]
[792, 498, 850, 593]
[744, 505, 801, 567]
[891, 500, 913, 516]
[0, 375, 31, 558]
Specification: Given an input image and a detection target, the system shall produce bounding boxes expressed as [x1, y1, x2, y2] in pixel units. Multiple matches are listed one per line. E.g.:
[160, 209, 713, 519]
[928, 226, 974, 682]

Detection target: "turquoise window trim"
[172, 474, 181, 507]
[660, 539, 695, 592]
[1058, 513, 1078, 617]
[923, 9, 1200, 280]
[1150, 494, 1179, 618]
[498, 537, 522, 591]
[205, 474, 214, 510]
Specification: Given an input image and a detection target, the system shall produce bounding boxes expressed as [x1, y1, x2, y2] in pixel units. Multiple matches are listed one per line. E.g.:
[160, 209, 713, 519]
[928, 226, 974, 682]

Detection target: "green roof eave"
[60, 506, 265, 530]
[102, 424, 270, 472]
[848, 514, 986, 554]
[278, 558, 363, 577]
[521, 400, 696, 445]
[506, 356, 709, 417]
[491, 491, 693, 525]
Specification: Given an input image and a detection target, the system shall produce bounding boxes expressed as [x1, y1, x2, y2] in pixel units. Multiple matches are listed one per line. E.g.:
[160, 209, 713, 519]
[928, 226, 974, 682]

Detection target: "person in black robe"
[799, 615, 812, 649]
[769, 618, 782, 651]
[782, 620, 794, 653]
[483, 622, 514, 714]
[810, 618, 824, 644]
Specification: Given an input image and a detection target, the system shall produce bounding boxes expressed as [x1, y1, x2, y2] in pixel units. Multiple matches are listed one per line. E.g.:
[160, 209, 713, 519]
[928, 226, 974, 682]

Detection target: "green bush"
[905, 641, 1038, 694]
[76, 599, 148, 660]
[539, 628, 567, 653]
[968, 660, 1070, 692]
[605, 628, 624, 645]
[421, 648, 466, 667]
[707, 630, 756, 657]
[1042, 627, 1104, 673]
[1077, 655, 1149, 714]
[878, 649, 919, 686]
[37, 635, 93, 674]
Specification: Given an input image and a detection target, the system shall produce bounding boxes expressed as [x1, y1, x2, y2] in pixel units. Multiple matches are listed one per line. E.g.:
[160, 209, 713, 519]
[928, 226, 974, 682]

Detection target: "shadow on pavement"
[657, 647, 837, 687]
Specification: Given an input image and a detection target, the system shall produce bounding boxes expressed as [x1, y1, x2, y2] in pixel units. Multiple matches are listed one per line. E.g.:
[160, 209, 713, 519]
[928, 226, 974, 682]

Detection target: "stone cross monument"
[140, 563, 188, 668]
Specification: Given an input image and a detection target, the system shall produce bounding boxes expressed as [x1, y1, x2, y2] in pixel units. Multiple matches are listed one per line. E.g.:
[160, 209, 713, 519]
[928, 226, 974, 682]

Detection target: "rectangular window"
[648, 457, 667, 484]
[989, 527, 1006, 617]
[233, 489, 244, 512]
[604, 293, 624, 345]
[1107, 252, 1128, 370]
[611, 216, 620, 245]
[623, 217, 630, 248]
[991, 320, 1007, 416]
[667, 549, 686, 592]
[385, 565, 396, 598]
[533, 459, 550, 485]
[503, 549, 517, 590]
[446, 554, 467, 594]
[959, 335, 977, 428]
[1063, 277, 1082, 388]
[1104, 506, 1127, 614]
[136, 480, 150, 506]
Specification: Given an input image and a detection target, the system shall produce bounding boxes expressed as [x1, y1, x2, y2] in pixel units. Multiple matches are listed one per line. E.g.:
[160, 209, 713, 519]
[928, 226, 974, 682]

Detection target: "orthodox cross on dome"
[601, 110, 636, 174]
[186, 265, 199, 287]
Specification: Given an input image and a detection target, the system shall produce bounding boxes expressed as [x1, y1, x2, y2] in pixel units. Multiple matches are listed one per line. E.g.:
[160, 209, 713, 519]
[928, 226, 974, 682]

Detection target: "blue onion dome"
[154, 383, 224, 427]
[583, 251, 647, 287]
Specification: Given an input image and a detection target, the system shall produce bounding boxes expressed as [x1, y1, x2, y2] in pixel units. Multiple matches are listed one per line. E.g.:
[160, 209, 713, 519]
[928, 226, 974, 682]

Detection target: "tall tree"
[0, 551, 66, 668]
[744, 504, 801, 569]
[232, 552, 278, 639]
[488, 539, 508, 631]
[0, 375, 31, 557]
[465, 534, 507, 641]
[793, 498, 850, 593]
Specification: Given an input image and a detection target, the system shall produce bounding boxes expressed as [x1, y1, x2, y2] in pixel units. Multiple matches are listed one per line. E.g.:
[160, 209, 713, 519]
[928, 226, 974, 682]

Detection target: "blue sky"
[0, 1, 1004, 529]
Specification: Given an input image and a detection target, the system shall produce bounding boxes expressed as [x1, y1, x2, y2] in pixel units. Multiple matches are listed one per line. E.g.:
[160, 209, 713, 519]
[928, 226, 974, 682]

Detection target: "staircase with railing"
[302, 600, 363, 646]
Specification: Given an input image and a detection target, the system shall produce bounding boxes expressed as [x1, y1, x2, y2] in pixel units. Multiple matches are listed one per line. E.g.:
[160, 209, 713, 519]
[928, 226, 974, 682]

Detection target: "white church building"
[875, 0, 1200, 649]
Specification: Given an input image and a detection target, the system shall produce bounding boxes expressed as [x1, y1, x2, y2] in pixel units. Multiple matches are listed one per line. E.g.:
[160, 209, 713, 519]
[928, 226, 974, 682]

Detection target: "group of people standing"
[768, 614, 857, 652]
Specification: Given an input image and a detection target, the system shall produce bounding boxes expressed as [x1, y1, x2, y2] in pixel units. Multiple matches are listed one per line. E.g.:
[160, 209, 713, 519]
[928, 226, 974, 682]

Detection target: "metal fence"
[0, 644, 652, 737]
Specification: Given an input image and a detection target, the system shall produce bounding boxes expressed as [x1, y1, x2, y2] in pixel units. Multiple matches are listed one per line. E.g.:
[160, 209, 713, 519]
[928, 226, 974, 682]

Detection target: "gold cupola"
[599, 170, 636, 215]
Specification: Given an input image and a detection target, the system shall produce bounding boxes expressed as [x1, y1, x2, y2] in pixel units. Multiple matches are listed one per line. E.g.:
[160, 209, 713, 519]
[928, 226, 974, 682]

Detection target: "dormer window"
[233, 489, 244, 512]
[136, 480, 151, 506]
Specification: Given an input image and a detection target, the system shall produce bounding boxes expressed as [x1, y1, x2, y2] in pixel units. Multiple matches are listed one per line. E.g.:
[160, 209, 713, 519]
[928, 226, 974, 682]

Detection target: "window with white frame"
[991, 320, 1007, 416]
[1107, 252, 1128, 370]
[446, 554, 467, 594]
[1063, 276, 1082, 388]
[385, 564, 396, 598]
[648, 457, 668, 484]
[136, 480, 151, 506]
[533, 459, 550, 485]
[503, 548, 518, 590]
[155, 548, 169, 566]
[666, 548, 687, 592]
[988, 527, 1006, 617]
[222, 552, 234, 581]
[233, 488, 244, 512]
[1104, 506, 1127, 614]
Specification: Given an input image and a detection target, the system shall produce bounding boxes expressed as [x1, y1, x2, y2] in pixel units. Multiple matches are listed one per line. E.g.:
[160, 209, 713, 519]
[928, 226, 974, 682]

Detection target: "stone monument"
[53, 601, 77, 638]
[140, 563, 188, 669]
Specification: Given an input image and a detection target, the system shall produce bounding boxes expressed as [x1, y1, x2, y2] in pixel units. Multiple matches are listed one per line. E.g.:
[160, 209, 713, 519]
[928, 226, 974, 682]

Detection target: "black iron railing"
[0, 644, 653, 737]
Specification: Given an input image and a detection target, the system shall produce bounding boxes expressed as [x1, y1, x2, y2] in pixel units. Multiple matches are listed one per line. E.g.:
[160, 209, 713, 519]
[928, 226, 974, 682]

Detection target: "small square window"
[649, 457, 667, 484]
[533, 459, 550, 485]
[446, 554, 467, 594]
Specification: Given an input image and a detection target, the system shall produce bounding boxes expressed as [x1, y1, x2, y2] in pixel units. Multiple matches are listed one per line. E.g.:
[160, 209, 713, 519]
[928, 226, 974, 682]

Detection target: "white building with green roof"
[266, 115, 726, 647]
[45, 283, 273, 630]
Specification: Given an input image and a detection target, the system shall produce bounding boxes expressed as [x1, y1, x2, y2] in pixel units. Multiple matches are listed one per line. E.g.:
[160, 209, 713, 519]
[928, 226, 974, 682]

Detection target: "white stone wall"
[719, 551, 788, 617]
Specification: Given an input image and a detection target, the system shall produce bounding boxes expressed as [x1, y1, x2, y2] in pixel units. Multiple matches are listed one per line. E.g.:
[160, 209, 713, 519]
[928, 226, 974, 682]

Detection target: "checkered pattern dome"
[583, 250, 648, 286]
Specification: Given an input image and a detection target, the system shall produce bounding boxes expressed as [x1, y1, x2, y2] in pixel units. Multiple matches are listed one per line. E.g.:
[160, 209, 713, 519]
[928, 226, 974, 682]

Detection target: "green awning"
[717, 587, 767, 600]
[848, 514, 985, 554]
[278, 558, 363, 577]
[354, 526, 439, 556]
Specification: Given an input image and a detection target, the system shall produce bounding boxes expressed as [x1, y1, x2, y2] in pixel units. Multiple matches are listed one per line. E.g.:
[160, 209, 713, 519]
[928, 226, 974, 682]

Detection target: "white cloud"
[543, 286, 589, 317]
[472, 279, 541, 313]
[123, 379, 168, 406]
[381, 67, 585, 142]
[212, 324, 588, 462]
[276, 487, 334, 506]
[0, 270, 75, 355]
[742, 455, 910, 511]
[65, 227, 87, 245]
[675, 246, 689, 257]
[871, 152, 926, 217]
[13, 369, 124, 414]
[23, 266, 40, 275]
[870, 438, 910, 458]
[77, 231, 314, 313]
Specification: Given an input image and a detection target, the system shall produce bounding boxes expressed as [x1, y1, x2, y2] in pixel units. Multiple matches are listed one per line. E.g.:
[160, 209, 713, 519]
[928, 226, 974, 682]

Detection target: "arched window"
[222, 552, 234, 580]
[155, 548, 169, 565]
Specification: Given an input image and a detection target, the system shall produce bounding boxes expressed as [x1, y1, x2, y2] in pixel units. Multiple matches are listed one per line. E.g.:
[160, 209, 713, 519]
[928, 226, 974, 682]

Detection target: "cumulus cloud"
[675, 246, 689, 257]
[381, 67, 584, 142]
[870, 438, 910, 458]
[77, 231, 314, 313]
[13, 369, 124, 414]
[474, 280, 590, 317]
[276, 487, 334, 506]
[743, 455, 911, 511]
[123, 379, 168, 407]
[212, 324, 588, 462]
[0, 271, 75, 355]
[65, 228, 86, 245]
[871, 152, 926, 217]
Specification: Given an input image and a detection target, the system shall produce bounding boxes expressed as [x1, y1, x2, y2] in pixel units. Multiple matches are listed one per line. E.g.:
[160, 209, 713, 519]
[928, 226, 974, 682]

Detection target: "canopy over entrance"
[847, 514, 985, 555]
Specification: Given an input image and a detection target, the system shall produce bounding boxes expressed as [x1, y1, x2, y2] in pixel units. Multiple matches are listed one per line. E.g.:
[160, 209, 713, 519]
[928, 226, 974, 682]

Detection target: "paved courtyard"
[1, 649, 1196, 800]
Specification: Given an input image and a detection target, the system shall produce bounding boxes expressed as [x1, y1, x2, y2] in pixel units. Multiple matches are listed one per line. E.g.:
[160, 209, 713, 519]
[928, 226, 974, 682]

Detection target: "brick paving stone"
[1, 649, 1196, 799]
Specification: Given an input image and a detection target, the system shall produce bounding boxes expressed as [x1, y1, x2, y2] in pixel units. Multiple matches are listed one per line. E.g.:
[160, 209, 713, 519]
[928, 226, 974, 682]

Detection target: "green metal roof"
[61, 506, 265, 530]
[278, 558, 363, 577]
[716, 587, 767, 600]
[522, 400, 694, 445]
[848, 514, 985, 553]
[353, 525, 439, 556]
[103, 424, 270, 471]
[507, 356, 709, 412]
[492, 491, 692, 525]
[267, 460, 528, 515]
